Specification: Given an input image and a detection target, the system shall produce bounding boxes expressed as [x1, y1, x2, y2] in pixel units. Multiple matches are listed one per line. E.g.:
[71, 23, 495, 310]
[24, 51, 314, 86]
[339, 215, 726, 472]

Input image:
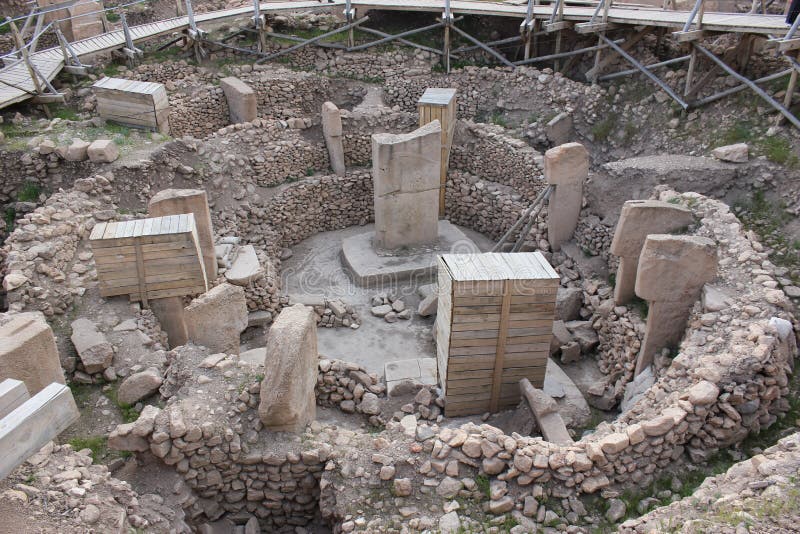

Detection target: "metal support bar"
[694, 43, 800, 128]
[491, 185, 554, 253]
[256, 16, 369, 63]
[250, 30, 346, 49]
[599, 35, 688, 109]
[514, 38, 625, 66]
[452, 35, 522, 54]
[511, 187, 552, 252]
[449, 23, 515, 68]
[682, 0, 704, 32]
[690, 68, 793, 106]
[348, 20, 445, 52]
[599, 55, 690, 81]
[358, 26, 449, 57]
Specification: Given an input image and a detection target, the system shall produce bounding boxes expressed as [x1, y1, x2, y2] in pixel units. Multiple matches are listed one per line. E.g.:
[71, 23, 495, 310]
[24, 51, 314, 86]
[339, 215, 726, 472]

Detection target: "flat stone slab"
[225, 245, 263, 286]
[543, 358, 591, 429]
[342, 220, 477, 287]
[385, 358, 437, 396]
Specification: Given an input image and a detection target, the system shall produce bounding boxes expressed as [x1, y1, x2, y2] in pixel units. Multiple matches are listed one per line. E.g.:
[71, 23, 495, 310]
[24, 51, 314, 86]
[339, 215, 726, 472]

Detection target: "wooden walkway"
[0, 0, 792, 110]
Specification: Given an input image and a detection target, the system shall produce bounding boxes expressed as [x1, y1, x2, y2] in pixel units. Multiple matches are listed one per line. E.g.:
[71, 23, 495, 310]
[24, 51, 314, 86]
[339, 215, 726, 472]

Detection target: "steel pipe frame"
[693, 43, 800, 128]
[491, 185, 554, 253]
[357, 26, 450, 57]
[452, 35, 522, 54]
[347, 19, 446, 52]
[598, 54, 689, 81]
[690, 68, 793, 106]
[244, 29, 346, 49]
[256, 16, 369, 63]
[513, 37, 625, 66]
[599, 34, 689, 109]
[449, 23, 515, 68]
[511, 186, 552, 252]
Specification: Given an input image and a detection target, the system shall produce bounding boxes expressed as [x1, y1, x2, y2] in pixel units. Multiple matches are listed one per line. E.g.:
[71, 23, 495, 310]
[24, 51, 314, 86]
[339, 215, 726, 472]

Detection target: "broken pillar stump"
[184, 283, 248, 355]
[220, 77, 257, 124]
[372, 120, 442, 251]
[0, 312, 64, 395]
[544, 142, 588, 251]
[520, 377, 573, 445]
[258, 304, 317, 432]
[150, 297, 188, 348]
[322, 101, 345, 176]
[634, 234, 718, 376]
[610, 199, 694, 305]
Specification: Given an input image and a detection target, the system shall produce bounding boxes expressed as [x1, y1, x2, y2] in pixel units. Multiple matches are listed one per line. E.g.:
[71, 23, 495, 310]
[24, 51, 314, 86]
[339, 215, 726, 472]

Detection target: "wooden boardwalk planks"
[90, 214, 208, 305]
[435, 252, 559, 417]
[0, 0, 790, 110]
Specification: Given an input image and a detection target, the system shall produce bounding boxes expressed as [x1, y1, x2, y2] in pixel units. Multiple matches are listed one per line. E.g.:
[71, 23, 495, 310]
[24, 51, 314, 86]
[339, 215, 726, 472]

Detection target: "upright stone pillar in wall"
[372, 120, 442, 250]
[220, 77, 257, 124]
[148, 189, 218, 347]
[322, 101, 345, 176]
[634, 235, 718, 376]
[258, 304, 317, 432]
[184, 283, 248, 355]
[544, 142, 588, 251]
[0, 312, 64, 395]
[610, 200, 695, 305]
[149, 189, 217, 281]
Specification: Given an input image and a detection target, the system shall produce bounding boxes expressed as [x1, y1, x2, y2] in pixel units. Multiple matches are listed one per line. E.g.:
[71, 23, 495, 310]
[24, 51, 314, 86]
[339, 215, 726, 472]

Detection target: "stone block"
[635, 234, 718, 303]
[87, 139, 119, 163]
[150, 296, 188, 348]
[544, 143, 588, 251]
[149, 188, 218, 280]
[258, 305, 317, 432]
[184, 283, 248, 355]
[70, 318, 114, 374]
[545, 112, 572, 146]
[0, 312, 64, 395]
[372, 121, 442, 250]
[65, 139, 90, 161]
[220, 77, 257, 124]
[322, 101, 345, 176]
[225, 245, 263, 286]
[117, 367, 163, 405]
[610, 200, 695, 304]
[711, 143, 748, 163]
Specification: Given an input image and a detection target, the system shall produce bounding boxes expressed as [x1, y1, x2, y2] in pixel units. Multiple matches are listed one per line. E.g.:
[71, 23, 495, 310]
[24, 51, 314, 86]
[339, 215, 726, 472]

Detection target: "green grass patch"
[759, 135, 799, 167]
[475, 474, 490, 497]
[104, 386, 140, 423]
[106, 12, 121, 23]
[67, 435, 109, 462]
[51, 106, 81, 121]
[591, 116, 616, 142]
[4, 207, 16, 232]
[17, 181, 41, 202]
[68, 382, 95, 409]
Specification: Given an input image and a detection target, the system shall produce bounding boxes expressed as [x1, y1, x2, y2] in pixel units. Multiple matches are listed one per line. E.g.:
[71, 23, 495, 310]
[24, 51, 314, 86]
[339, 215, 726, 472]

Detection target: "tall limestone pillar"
[372, 120, 442, 250]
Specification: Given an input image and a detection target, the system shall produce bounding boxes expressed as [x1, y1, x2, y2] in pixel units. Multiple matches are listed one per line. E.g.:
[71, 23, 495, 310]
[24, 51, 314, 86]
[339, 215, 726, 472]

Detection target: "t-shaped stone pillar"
[322, 101, 345, 176]
[0, 312, 64, 395]
[544, 142, 588, 251]
[372, 120, 442, 250]
[634, 235, 718, 376]
[610, 200, 695, 305]
[258, 304, 318, 432]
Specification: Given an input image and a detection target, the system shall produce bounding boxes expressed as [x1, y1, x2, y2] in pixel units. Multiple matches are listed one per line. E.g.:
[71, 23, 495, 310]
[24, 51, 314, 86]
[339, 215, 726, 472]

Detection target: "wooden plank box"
[435, 252, 559, 417]
[90, 214, 208, 305]
[418, 88, 457, 216]
[92, 77, 170, 134]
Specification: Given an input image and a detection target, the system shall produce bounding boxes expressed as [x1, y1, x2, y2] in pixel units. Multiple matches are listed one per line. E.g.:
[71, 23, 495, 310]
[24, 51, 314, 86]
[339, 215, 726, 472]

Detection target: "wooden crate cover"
[417, 88, 457, 216]
[92, 77, 170, 134]
[90, 214, 208, 305]
[435, 252, 560, 417]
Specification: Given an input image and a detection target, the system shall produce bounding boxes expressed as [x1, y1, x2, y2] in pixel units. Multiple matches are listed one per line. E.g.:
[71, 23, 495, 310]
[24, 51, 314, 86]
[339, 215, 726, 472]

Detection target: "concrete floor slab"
[341, 220, 479, 287]
[280, 224, 493, 374]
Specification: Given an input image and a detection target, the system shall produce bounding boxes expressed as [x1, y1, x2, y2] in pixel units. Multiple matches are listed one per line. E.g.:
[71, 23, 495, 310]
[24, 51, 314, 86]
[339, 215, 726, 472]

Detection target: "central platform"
[341, 220, 478, 287]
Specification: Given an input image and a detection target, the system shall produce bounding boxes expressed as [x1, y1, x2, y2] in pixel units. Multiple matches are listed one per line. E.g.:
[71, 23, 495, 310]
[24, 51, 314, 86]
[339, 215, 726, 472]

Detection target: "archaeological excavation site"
[2, 0, 800, 532]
